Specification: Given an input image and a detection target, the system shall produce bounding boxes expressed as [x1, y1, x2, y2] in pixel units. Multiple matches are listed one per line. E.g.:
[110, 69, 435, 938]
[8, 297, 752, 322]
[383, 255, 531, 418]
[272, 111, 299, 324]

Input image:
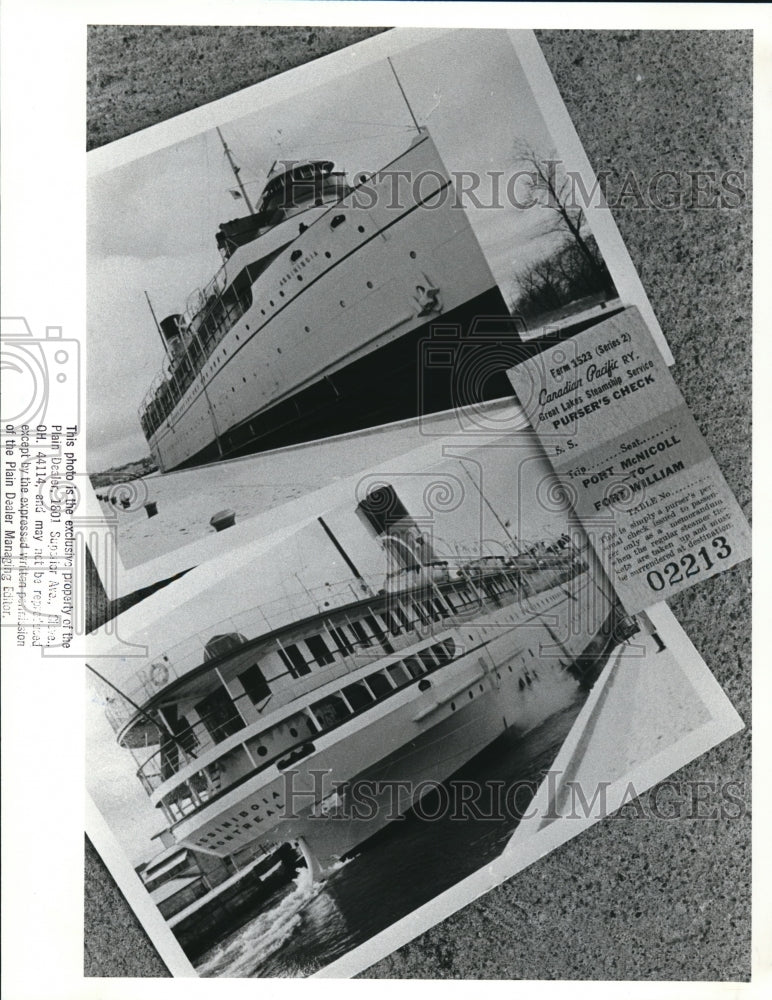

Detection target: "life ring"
[150, 662, 169, 687]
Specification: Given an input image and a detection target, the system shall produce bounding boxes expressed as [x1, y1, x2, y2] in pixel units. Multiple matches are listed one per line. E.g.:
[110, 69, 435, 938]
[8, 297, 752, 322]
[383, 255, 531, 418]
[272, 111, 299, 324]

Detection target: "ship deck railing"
[137, 550, 593, 829]
[104, 557, 577, 733]
[113, 562, 590, 817]
[139, 176, 350, 436]
[104, 555, 587, 740]
[139, 281, 253, 435]
[139, 631, 467, 828]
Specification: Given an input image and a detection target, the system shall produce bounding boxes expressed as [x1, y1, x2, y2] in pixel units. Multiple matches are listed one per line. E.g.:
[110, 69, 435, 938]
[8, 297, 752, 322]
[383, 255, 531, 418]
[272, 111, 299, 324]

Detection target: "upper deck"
[94, 547, 589, 829]
[136, 129, 448, 445]
[98, 548, 584, 749]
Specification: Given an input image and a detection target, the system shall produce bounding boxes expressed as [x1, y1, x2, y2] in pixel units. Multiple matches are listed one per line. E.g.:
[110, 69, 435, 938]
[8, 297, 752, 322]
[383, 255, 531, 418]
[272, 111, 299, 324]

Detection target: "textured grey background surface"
[84, 27, 751, 980]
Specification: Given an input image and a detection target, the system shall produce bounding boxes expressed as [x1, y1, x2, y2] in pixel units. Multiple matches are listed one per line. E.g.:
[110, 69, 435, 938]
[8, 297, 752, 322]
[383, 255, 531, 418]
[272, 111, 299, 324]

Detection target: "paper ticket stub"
[507, 307, 750, 613]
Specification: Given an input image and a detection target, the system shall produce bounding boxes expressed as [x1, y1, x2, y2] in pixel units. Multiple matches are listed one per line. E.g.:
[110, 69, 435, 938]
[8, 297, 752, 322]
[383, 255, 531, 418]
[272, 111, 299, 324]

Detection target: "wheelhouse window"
[348, 620, 371, 649]
[305, 633, 335, 667]
[380, 608, 406, 636]
[239, 662, 270, 704]
[194, 687, 244, 744]
[329, 625, 354, 657]
[277, 643, 312, 678]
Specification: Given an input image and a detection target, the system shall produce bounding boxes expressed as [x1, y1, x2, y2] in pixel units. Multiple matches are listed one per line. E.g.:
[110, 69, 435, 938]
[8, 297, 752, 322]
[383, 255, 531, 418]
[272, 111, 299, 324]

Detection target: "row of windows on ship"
[159, 580, 500, 747]
[144, 570, 544, 819]
[184, 568, 533, 729]
[140, 199, 365, 436]
[151, 633, 460, 825]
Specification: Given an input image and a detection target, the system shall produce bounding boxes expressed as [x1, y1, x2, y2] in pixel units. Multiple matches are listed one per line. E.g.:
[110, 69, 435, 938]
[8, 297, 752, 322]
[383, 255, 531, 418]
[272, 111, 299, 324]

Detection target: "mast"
[458, 460, 522, 555]
[387, 57, 421, 135]
[86, 662, 192, 752]
[318, 516, 374, 595]
[144, 290, 168, 356]
[216, 126, 256, 214]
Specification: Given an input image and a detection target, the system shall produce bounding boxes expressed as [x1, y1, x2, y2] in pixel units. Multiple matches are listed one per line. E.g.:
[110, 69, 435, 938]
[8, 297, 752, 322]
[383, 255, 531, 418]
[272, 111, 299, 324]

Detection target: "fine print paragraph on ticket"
[507, 307, 750, 613]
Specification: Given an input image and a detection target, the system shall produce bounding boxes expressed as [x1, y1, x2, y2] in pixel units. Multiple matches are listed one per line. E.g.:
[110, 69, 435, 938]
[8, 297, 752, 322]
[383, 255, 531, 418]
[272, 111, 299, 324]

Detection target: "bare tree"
[513, 141, 614, 296]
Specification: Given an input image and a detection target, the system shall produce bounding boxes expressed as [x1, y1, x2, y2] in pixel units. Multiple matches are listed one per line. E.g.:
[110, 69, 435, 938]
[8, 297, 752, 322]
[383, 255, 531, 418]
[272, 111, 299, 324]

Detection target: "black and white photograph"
[86, 28, 666, 504]
[86, 422, 743, 977]
[0, 5, 760, 995]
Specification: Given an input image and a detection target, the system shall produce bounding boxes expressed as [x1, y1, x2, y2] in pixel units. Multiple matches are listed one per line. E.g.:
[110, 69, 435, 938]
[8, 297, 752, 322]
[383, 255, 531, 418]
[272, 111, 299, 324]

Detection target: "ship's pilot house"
[216, 161, 351, 260]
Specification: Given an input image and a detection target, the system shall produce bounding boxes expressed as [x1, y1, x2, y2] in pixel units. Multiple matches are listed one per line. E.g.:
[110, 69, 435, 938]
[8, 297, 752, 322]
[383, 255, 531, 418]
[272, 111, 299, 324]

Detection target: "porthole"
[324, 251, 332, 259]
[450, 701, 456, 711]
[279, 290, 285, 298]
[297, 274, 303, 281]
[304, 326, 310, 333]
[291, 249, 303, 262]
[468, 690, 474, 699]
[340, 300, 345, 307]
[331, 214, 346, 229]
[358, 225, 365, 233]
[289, 727, 298, 737]
[257, 746, 267, 757]
[410, 250, 417, 259]
[270, 300, 274, 307]
[277, 347, 282, 354]
[366, 281, 373, 289]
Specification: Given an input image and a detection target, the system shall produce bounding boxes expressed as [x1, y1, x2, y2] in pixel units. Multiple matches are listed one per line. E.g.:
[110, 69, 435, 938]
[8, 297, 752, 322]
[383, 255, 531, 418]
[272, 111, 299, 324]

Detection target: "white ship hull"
[170, 572, 614, 870]
[144, 133, 511, 472]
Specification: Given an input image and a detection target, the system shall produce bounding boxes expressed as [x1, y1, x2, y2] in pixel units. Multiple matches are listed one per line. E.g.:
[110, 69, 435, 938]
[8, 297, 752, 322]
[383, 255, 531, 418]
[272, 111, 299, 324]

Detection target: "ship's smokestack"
[356, 484, 436, 570]
[160, 314, 184, 357]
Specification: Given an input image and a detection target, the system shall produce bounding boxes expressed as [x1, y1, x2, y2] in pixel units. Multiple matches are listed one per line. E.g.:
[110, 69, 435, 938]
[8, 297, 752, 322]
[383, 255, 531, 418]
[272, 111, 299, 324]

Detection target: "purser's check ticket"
[507, 307, 750, 613]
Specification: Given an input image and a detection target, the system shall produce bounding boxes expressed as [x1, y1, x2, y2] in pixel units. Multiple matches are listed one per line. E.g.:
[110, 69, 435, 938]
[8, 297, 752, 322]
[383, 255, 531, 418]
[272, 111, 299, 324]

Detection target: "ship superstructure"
[138, 128, 513, 473]
[94, 485, 620, 874]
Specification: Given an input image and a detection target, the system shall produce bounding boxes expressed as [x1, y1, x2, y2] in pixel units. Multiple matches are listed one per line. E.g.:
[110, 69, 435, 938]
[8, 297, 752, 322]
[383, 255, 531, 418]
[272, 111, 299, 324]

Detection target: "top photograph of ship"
[139, 120, 514, 472]
[89, 31, 628, 477]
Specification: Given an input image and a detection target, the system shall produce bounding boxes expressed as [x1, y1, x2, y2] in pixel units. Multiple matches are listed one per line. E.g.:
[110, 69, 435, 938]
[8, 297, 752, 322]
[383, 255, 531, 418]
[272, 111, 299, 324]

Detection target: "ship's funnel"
[356, 484, 436, 570]
[160, 314, 184, 356]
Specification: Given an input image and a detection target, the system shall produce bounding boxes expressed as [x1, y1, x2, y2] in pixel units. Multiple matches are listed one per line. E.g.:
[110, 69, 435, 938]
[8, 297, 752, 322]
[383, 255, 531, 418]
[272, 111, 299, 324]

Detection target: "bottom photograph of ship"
[85, 429, 733, 978]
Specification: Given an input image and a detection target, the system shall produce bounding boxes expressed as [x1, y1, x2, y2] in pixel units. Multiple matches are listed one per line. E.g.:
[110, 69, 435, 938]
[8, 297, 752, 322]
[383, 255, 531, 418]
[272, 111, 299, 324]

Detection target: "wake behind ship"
[92, 484, 625, 887]
[139, 128, 515, 473]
